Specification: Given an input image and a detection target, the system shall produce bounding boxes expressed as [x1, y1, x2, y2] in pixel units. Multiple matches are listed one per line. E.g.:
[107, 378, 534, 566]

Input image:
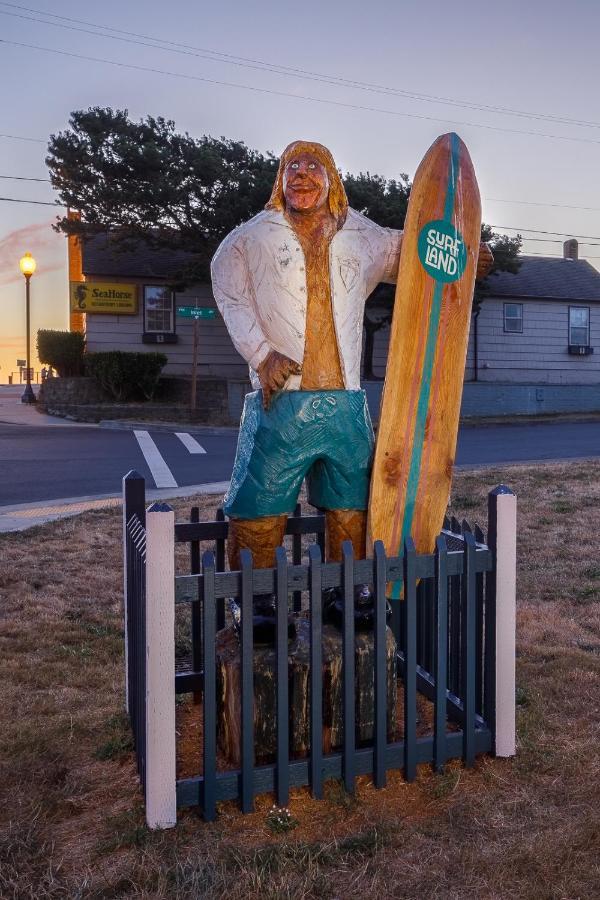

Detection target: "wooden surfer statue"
[212, 138, 491, 637]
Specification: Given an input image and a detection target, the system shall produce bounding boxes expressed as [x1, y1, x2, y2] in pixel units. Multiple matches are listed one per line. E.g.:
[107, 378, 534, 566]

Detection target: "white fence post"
[492, 487, 517, 757]
[145, 501, 177, 829]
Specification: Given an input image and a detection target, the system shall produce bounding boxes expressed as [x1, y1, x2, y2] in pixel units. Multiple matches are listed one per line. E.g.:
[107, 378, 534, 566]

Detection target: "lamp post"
[19, 252, 37, 404]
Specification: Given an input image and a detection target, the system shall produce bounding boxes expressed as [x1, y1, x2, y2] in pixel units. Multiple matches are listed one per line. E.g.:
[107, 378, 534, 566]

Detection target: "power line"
[0, 132, 45, 143]
[0, 196, 61, 206]
[3, 2, 600, 133]
[486, 197, 600, 213]
[490, 225, 600, 241]
[4, 37, 600, 150]
[0, 174, 49, 181]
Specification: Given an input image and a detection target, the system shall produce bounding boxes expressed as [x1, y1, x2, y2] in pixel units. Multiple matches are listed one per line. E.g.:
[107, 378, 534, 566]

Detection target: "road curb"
[0, 481, 230, 533]
[98, 419, 240, 436]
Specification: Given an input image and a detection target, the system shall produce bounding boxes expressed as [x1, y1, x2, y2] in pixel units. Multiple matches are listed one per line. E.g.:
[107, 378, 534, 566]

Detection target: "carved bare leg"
[227, 515, 289, 643]
[227, 515, 288, 570]
[325, 508, 367, 562]
[324, 509, 384, 630]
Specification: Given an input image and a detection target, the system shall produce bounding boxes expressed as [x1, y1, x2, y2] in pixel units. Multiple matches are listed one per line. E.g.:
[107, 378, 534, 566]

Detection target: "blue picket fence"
[122, 471, 516, 828]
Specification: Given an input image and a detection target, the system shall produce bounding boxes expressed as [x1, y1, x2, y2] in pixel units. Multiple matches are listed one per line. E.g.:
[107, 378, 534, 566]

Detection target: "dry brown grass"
[1, 464, 600, 898]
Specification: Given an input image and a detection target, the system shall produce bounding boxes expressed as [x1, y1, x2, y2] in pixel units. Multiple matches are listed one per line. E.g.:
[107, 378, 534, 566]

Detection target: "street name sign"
[176, 306, 217, 319]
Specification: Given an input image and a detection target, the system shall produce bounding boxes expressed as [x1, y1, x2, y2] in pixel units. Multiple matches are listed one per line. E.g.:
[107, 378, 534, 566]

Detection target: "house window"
[503, 302, 523, 333]
[144, 286, 174, 333]
[569, 306, 590, 346]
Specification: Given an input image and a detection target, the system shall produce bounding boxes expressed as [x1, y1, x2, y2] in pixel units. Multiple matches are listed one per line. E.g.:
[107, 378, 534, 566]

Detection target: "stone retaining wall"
[38, 375, 230, 424]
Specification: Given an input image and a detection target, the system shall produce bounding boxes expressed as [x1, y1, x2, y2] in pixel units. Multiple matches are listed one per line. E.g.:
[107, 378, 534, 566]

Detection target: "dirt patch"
[1, 464, 600, 897]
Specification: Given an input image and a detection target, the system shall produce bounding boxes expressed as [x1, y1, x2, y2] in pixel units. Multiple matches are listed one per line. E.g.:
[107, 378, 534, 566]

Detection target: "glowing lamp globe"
[19, 253, 36, 277]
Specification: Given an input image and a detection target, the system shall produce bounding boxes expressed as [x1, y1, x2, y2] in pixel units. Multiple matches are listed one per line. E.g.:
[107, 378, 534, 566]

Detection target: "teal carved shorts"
[223, 389, 374, 518]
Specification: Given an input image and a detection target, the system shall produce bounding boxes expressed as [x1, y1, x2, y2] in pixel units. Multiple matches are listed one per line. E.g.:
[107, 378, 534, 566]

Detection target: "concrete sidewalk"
[0, 481, 230, 533]
[0, 387, 97, 428]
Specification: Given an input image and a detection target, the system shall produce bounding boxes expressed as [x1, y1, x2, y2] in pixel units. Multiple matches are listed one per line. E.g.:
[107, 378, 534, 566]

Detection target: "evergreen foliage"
[37, 329, 85, 376]
[85, 351, 167, 401]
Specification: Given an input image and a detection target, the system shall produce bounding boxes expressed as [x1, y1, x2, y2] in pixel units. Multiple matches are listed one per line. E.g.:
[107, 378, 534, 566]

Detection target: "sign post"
[191, 318, 200, 412]
[175, 306, 217, 413]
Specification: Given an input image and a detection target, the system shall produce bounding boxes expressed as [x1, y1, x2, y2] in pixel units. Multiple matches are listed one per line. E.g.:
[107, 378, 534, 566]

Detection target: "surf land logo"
[417, 219, 467, 283]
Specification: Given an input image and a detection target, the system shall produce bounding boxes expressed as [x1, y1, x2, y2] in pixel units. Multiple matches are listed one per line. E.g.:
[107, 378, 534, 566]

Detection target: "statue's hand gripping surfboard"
[367, 133, 481, 597]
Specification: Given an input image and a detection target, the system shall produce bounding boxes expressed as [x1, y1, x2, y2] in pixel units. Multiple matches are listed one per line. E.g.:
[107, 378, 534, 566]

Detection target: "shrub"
[85, 351, 167, 401]
[37, 330, 85, 376]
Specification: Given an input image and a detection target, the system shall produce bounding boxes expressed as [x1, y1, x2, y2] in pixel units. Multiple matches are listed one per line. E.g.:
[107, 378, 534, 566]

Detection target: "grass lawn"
[1, 462, 599, 899]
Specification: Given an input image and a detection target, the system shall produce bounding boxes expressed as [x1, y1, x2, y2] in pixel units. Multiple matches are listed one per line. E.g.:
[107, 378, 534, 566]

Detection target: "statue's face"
[283, 152, 329, 213]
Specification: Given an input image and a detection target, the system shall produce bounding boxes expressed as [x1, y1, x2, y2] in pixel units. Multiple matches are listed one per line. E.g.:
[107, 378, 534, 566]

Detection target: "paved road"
[1, 419, 599, 508]
[456, 420, 600, 466]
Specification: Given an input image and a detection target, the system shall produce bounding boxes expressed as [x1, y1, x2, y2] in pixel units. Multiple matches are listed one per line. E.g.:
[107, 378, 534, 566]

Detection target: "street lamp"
[19, 252, 37, 404]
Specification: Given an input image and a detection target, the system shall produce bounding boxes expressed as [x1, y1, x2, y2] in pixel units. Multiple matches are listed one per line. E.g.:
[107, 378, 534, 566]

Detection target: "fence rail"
[122, 470, 517, 829]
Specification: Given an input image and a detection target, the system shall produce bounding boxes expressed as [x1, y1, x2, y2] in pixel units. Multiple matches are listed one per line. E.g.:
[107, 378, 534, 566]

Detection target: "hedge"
[37, 330, 85, 377]
[85, 351, 168, 401]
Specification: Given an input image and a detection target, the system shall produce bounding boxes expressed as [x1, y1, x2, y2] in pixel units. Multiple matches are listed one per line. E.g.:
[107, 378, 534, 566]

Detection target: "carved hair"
[265, 140, 348, 226]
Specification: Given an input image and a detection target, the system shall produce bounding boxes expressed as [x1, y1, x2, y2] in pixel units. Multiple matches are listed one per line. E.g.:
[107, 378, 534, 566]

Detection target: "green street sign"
[176, 306, 217, 319]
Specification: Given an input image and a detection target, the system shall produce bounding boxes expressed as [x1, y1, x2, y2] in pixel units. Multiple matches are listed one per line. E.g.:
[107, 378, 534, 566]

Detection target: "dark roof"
[82, 236, 600, 301]
[488, 255, 600, 302]
[81, 233, 196, 280]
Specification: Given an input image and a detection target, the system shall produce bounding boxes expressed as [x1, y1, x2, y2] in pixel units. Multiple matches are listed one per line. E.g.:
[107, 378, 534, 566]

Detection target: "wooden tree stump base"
[216, 615, 397, 767]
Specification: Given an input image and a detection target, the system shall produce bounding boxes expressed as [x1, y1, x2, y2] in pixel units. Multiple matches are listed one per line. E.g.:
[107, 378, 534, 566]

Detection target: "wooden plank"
[240, 549, 255, 813]
[461, 531, 477, 766]
[174, 549, 493, 604]
[373, 541, 387, 788]
[177, 729, 493, 809]
[342, 542, 355, 794]
[403, 538, 417, 781]
[176, 514, 326, 544]
[275, 547, 290, 807]
[190, 507, 202, 699]
[215, 509, 226, 630]
[202, 551, 217, 821]
[293, 503, 303, 611]
[309, 545, 323, 799]
[433, 535, 449, 771]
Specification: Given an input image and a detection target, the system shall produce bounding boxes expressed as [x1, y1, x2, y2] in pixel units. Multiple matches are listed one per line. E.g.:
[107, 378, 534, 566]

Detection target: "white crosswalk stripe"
[134, 430, 178, 488]
[175, 432, 207, 454]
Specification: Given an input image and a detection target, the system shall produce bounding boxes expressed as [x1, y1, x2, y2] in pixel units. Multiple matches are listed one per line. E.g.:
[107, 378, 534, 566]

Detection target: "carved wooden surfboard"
[367, 132, 481, 597]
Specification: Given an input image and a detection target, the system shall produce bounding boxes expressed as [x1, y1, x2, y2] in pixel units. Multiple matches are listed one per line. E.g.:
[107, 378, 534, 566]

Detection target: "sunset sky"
[2, 0, 600, 380]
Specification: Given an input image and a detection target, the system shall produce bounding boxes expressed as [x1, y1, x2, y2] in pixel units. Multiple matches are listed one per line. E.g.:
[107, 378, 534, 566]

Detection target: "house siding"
[465, 296, 600, 385]
[83, 280, 248, 379]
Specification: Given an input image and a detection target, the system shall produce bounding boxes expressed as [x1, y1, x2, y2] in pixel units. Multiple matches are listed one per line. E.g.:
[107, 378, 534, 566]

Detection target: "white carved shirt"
[210, 208, 402, 391]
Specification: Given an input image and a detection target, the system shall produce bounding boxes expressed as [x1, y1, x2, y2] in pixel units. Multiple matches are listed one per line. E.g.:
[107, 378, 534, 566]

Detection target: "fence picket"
[275, 547, 290, 808]
[190, 507, 202, 697]
[461, 531, 477, 766]
[474, 524, 485, 717]
[240, 549, 255, 813]
[202, 551, 217, 821]
[403, 537, 417, 782]
[434, 535, 449, 771]
[309, 545, 323, 799]
[215, 509, 226, 630]
[342, 542, 356, 794]
[293, 503, 303, 612]
[373, 541, 387, 788]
